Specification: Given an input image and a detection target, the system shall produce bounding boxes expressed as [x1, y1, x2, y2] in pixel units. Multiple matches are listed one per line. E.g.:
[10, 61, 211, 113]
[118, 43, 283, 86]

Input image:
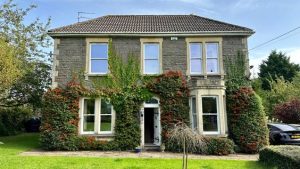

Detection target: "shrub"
[0, 107, 32, 136]
[274, 98, 300, 123]
[259, 146, 300, 169]
[205, 137, 234, 155]
[166, 136, 234, 155]
[227, 87, 269, 153]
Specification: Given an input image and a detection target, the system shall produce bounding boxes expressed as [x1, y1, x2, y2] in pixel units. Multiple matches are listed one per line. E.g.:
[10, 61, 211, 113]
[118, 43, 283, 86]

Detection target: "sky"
[13, 0, 300, 76]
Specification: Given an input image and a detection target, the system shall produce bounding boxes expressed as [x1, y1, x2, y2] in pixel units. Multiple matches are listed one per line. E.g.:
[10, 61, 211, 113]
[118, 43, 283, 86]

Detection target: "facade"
[48, 15, 254, 148]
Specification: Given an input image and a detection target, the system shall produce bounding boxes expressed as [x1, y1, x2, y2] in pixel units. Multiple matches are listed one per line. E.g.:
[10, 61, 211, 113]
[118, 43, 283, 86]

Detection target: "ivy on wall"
[148, 71, 190, 147]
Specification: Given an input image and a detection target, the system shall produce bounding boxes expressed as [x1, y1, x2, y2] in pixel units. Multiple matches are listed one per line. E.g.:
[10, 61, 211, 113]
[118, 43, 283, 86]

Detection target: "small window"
[189, 43, 202, 74]
[202, 96, 219, 134]
[191, 97, 198, 130]
[206, 43, 219, 73]
[144, 43, 160, 74]
[90, 43, 108, 74]
[83, 99, 95, 132]
[100, 100, 113, 132]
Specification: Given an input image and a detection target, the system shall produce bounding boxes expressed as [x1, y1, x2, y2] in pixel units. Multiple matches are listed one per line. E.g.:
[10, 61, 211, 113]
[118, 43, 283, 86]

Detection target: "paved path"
[21, 149, 259, 161]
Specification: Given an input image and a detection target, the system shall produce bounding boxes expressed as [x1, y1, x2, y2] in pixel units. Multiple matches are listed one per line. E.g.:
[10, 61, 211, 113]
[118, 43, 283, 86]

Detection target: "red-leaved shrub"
[274, 99, 300, 123]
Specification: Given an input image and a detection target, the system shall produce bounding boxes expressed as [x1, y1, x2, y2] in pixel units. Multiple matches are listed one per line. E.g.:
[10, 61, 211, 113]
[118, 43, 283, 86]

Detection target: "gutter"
[47, 31, 255, 37]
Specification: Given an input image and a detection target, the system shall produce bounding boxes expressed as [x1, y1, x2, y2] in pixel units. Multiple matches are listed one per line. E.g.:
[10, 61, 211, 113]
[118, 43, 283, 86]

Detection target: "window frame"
[186, 37, 223, 76]
[189, 43, 203, 75]
[201, 96, 220, 135]
[190, 96, 198, 130]
[89, 43, 109, 75]
[205, 42, 219, 74]
[140, 38, 163, 75]
[80, 98, 114, 135]
[143, 43, 160, 75]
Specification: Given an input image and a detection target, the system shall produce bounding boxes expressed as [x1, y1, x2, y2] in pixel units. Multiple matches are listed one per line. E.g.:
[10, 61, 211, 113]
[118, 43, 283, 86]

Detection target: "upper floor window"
[190, 43, 203, 74]
[90, 43, 108, 74]
[143, 43, 160, 74]
[206, 43, 219, 73]
[81, 98, 114, 135]
[188, 41, 220, 75]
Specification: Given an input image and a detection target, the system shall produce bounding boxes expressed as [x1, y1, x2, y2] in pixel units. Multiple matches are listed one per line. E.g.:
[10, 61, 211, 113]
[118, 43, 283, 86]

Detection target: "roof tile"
[49, 15, 253, 34]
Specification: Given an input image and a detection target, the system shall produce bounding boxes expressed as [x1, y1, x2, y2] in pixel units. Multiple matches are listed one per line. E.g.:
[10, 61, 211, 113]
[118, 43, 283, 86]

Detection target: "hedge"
[227, 87, 269, 153]
[259, 146, 300, 169]
[205, 137, 234, 155]
[0, 107, 33, 136]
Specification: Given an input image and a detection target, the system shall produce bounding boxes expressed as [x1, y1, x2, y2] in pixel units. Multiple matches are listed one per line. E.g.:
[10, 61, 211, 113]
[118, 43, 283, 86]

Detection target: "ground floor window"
[190, 96, 198, 130]
[202, 96, 219, 134]
[80, 98, 114, 135]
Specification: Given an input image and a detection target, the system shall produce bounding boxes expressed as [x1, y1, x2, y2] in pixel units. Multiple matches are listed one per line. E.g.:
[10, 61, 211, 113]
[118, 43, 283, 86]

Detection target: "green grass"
[0, 133, 272, 169]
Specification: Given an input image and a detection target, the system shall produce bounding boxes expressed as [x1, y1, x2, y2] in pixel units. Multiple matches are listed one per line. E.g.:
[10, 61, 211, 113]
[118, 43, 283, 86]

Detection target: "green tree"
[0, 0, 51, 62]
[1, 62, 51, 110]
[0, 38, 23, 94]
[259, 50, 300, 90]
[0, 0, 51, 108]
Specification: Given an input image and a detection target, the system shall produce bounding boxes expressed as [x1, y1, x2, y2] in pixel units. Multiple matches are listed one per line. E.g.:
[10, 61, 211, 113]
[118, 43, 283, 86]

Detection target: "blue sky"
[14, 0, 300, 75]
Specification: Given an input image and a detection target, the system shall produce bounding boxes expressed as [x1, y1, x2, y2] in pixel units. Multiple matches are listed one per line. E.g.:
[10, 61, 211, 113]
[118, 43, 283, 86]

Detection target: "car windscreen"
[272, 124, 297, 131]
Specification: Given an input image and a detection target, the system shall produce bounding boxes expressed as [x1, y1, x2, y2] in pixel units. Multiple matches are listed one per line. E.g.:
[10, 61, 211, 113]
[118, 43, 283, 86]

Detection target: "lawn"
[0, 133, 271, 169]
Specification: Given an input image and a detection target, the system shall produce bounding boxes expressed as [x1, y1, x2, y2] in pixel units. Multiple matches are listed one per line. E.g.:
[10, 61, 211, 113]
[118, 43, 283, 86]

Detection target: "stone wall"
[52, 36, 249, 88]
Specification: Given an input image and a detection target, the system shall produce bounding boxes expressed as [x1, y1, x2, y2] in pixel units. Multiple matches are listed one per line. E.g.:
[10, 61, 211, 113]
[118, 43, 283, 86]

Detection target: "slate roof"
[48, 15, 254, 35]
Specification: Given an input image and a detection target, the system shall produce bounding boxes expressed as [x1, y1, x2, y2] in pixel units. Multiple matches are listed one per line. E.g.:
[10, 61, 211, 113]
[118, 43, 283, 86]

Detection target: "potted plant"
[135, 146, 142, 153]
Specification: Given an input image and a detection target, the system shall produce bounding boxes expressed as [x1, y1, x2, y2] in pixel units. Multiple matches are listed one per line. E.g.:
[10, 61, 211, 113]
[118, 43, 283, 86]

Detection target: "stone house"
[48, 15, 253, 148]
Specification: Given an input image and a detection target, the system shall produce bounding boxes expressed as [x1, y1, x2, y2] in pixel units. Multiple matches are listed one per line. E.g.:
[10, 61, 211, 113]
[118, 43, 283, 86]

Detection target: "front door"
[153, 108, 160, 145]
[143, 107, 160, 145]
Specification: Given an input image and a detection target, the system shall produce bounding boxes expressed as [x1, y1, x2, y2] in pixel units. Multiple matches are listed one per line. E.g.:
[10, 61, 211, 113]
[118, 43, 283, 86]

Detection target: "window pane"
[192, 97, 196, 114]
[146, 98, 159, 104]
[203, 115, 218, 132]
[190, 43, 202, 58]
[206, 43, 218, 58]
[206, 59, 218, 73]
[193, 114, 198, 129]
[190, 59, 202, 73]
[91, 60, 108, 73]
[101, 99, 112, 115]
[100, 115, 112, 131]
[202, 97, 217, 113]
[84, 99, 95, 115]
[144, 60, 159, 74]
[191, 97, 197, 129]
[83, 116, 95, 132]
[91, 44, 108, 59]
[144, 44, 159, 59]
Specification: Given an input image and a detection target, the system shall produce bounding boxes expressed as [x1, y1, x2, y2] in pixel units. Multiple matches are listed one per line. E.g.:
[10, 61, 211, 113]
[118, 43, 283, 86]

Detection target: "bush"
[0, 107, 33, 136]
[259, 146, 300, 169]
[166, 134, 234, 155]
[205, 137, 234, 155]
[227, 87, 269, 153]
[274, 98, 300, 123]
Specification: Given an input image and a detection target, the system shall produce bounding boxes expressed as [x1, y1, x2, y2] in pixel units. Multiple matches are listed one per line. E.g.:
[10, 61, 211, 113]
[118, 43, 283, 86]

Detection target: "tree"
[0, 38, 23, 94]
[259, 50, 300, 90]
[0, 0, 51, 108]
[169, 123, 205, 169]
[0, 0, 51, 62]
[2, 62, 51, 110]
